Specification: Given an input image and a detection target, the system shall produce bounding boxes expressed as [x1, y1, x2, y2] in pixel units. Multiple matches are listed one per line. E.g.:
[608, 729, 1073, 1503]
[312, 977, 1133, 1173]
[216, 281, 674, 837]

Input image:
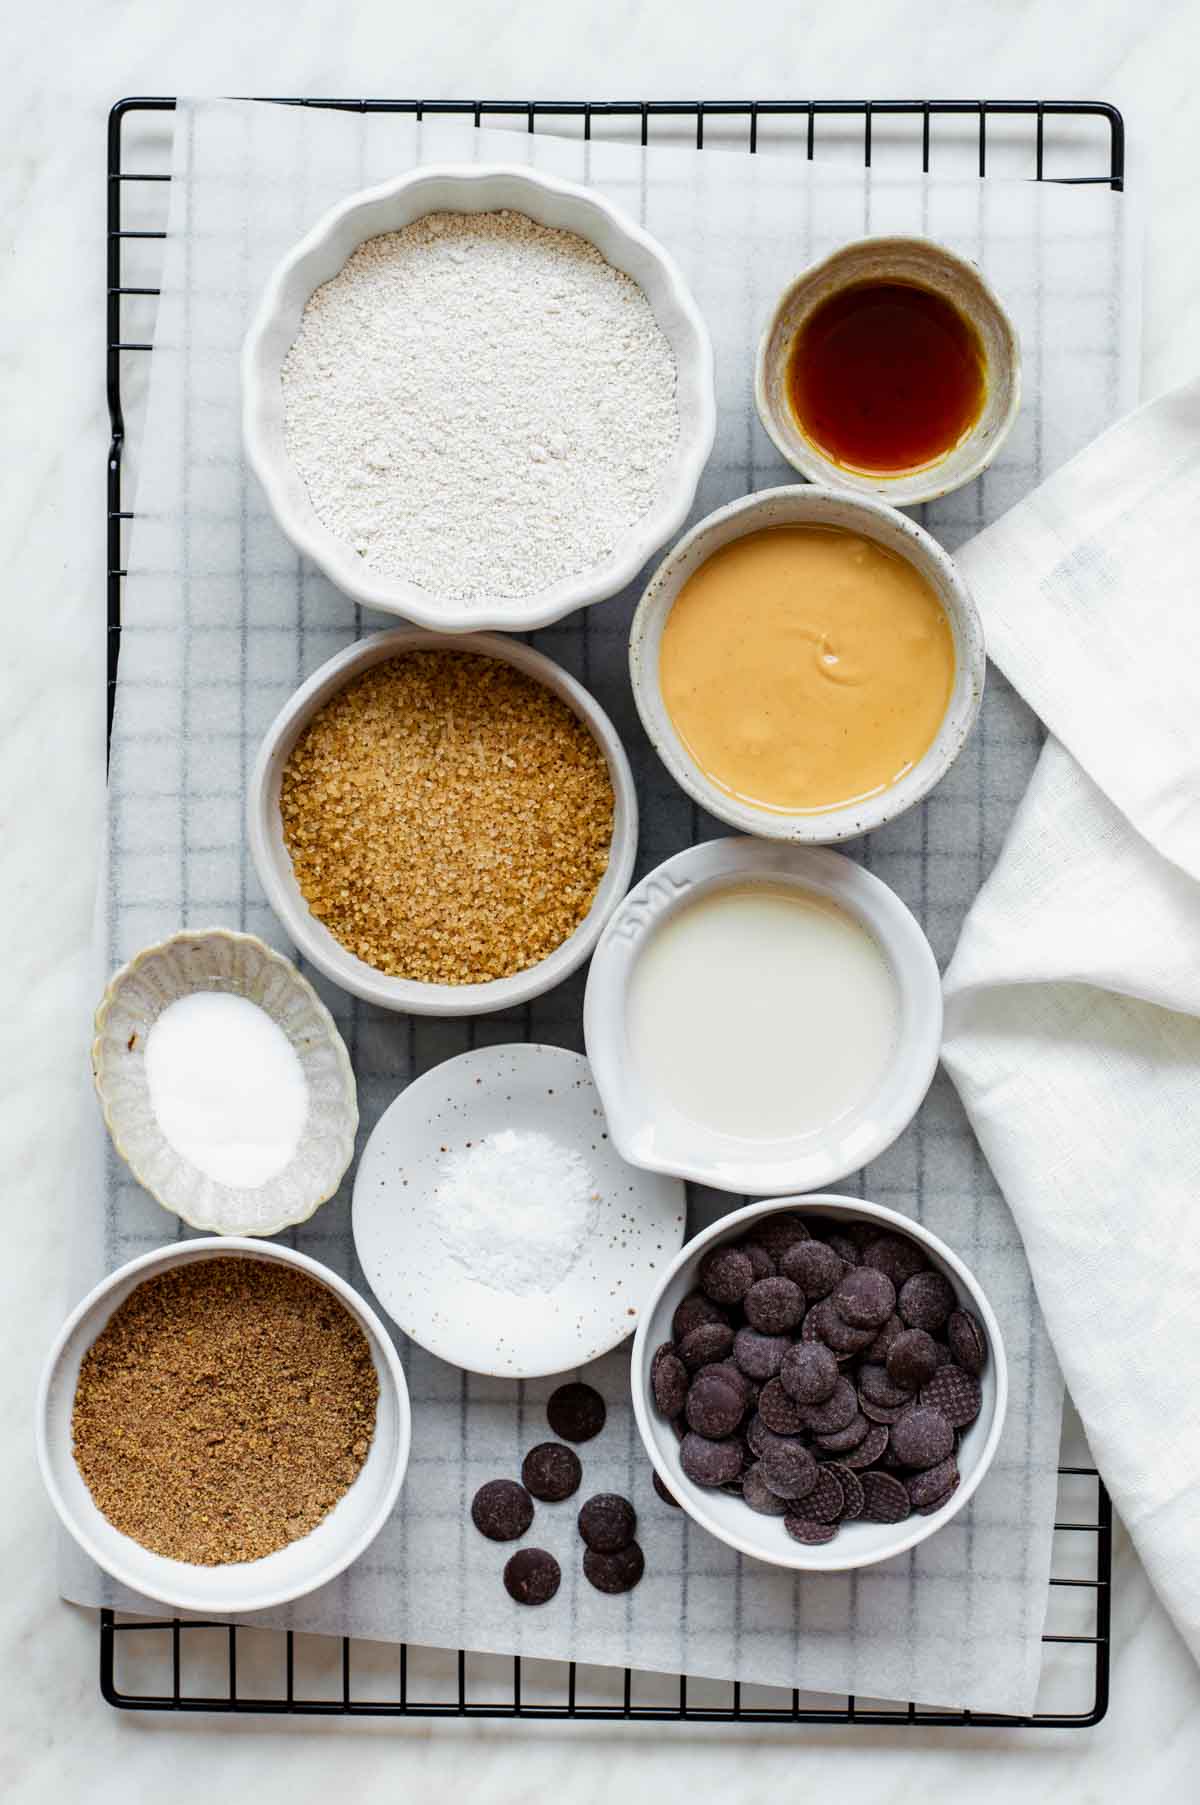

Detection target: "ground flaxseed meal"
[279, 651, 615, 984]
[71, 1259, 379, 1566]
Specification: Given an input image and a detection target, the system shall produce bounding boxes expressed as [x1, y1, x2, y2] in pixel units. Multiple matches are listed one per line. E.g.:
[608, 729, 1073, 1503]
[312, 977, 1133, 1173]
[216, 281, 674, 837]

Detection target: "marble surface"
[5, 0, 1200, 1797]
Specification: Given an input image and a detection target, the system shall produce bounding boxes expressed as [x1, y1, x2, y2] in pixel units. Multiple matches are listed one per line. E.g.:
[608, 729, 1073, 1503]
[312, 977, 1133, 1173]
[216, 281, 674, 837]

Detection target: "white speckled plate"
[351, 1044, 686, 1378]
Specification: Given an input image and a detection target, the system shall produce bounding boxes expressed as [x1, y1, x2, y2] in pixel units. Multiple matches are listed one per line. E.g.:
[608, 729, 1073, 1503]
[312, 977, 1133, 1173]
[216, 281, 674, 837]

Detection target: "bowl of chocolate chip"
[632, 1195, 1007, 1571]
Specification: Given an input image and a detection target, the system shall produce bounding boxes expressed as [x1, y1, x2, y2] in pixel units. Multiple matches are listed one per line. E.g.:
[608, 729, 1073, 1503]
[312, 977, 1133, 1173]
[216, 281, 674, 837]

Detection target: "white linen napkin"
[942, 378, 1200, 1668]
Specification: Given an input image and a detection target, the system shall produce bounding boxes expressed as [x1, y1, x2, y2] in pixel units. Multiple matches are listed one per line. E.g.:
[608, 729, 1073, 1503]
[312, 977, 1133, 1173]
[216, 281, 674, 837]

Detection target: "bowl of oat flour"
[243, 164, 715, 630]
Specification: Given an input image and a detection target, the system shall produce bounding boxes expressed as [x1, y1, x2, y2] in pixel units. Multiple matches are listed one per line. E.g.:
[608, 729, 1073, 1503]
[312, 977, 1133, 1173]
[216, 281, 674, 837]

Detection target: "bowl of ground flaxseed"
[247, 628, 638, 1015]
[37, 1239, 410, 1615]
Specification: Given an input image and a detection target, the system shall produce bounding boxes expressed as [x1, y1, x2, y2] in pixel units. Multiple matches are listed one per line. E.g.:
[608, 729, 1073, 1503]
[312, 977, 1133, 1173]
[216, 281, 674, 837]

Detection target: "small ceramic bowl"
[755, 235, 1021, 506]
[247, 628, 638, 1016]
[93, 929, 358, 1236]
[632, 1195, 1008, 1573]
[629, 484, 985, 844]
[242, 162, 715, 631]
[582, 838, 942, 1196]
[38, 1238, 410, 1615]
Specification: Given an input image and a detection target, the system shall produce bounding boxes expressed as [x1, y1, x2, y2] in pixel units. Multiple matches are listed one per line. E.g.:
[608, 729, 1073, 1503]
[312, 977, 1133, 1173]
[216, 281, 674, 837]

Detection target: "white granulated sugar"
[434, 1129, 600, 1297]
[280, 209, 680, 603]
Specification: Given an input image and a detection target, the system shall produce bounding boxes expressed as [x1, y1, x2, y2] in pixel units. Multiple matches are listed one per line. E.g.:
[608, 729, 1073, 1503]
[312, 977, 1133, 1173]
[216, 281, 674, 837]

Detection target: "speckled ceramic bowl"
[755, 235, 1021, 506]
[629, 484, 985, 844]
[93, 929, 358, 1236]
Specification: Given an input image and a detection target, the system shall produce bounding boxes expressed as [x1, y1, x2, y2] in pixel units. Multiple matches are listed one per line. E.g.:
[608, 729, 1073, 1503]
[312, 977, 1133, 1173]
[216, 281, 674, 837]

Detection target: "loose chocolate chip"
[652, 1470, 681, 1508]
[651, 1344, 689, 1418]
[753, 1213, 810, 1262]
[784, 1515, 838, 1545]
[521, 1442, 582, 1503]
[858, 1361, 916, 1409]
[680, 1431, 744, 1488]
[671, 1291, 729, 1343]
[709, 1360, 756, 1405]
[685, 1369, 745, 1439]
[898, 1270, 956, 1333]
[799, 1375, 858, 1435]
[720, 1473, 745, 1497]
[758, 1376, 808, 1435]
[471, 1479, 534, 1542]
[504, 1547, 561, 1605]
[678, 1321, 735, 1371]
[821, 1230, 861, 1267]
[744, 1275, 805, 1334]
[861, 1233, 929, 1289]
[807, 1297, 875, 1354]
[860, 1470, 912, 1524]
[739, 1239, 777, 1281]
[698, 1244, 754, 1305]
[813, 1411, 871, 1454]
[583, 1541, 644, 1594]
[886, 1328, 940, 1392]
[906, 1455, 960, 1510]
[947, 1308, 988, 1376]
[865, 1313, 905, 1362]
[744, 1412, 771, 1460]
[827, 1463, 865, 1520]
[920, 1364, 983, 1428]
[733, 1326, 791, 1380]
[833, 1266, 896, 1330]
[916, 1481, 959, 1516]
[859, 1395, 914, 1426]
[804, 1467, 845, 1522]
[578, 1492, 637, 1553]
[759, 1436, 818, 1500]
[742, 1462, 790, 1516]
[779, 1238, 844, 1300]
[889, 1406, 955, 1470]
[779, 1341, 839, 1405]
[840, 1422, 890, 1469]
[546, 1382, 607, 1444]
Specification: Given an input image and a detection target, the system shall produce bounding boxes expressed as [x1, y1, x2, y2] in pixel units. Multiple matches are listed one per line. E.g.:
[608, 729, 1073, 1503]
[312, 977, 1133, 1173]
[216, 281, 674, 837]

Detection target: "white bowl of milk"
[583, 838, 940, 1195]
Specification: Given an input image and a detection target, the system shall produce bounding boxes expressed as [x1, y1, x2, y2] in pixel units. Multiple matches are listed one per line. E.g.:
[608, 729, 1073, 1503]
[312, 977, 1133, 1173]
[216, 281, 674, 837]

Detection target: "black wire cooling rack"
[102, 95, 1121, 1728]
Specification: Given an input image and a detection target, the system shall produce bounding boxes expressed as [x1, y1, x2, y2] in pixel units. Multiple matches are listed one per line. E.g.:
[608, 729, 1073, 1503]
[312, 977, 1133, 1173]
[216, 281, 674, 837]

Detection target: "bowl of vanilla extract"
[755, 235, 1021, 507]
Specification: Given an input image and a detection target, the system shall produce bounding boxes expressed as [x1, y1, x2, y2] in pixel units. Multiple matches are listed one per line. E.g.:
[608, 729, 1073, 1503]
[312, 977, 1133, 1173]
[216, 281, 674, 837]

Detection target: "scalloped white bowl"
[93, 929, 358, 1236]
[242, 162, 716, 631]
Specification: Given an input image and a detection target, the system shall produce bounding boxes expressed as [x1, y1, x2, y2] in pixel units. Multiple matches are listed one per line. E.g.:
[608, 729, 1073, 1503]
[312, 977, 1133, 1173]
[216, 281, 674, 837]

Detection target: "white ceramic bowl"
[583, 838, 941, 1195]
[629, 484, 985, 844]
[632, 1195, 1008, 1572]
[248, 627, 638, 1016]
[755, 235, 1021, 506]
[242, 162, 716, 631]
[352, 1043, 686, 1378]
[92, 929, 358, 1237]
[37, 1238, 410, 1615]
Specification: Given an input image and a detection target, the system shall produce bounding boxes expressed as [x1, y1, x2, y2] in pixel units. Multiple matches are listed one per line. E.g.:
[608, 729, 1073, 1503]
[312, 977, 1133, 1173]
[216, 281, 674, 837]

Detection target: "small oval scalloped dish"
[92, 929, 358, 1236]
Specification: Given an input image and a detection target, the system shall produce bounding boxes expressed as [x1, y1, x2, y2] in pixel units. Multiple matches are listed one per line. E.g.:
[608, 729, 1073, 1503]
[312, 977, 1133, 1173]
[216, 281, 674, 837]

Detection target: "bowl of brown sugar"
[38, 1239, 410, 1614]
[247, 628, 638, 1014]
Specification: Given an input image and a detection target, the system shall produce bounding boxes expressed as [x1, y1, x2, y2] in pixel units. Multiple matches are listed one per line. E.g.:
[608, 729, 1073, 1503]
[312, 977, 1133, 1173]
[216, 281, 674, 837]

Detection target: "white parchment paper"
[62, 98, 1140, 1714]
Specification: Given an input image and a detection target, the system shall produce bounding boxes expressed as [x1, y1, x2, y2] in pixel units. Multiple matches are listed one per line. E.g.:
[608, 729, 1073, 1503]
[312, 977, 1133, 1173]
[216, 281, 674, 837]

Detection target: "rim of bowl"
[36, 1237, 411, 1614]
[241, 161, 716, 632]
[753, 234, 1023, 505]
[628, 485, 986, 844]
[630, 1194, 1009, 1572]
[582, 838, 943, 1195]
[91, 927, 359, 1238]
[247, 628, 639, 1015]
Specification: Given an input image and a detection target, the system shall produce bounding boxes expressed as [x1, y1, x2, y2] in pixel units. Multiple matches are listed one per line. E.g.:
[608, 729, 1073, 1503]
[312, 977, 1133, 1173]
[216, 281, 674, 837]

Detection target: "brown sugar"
[278, 650, 616, 984]
[71, 1259, 379, 1566]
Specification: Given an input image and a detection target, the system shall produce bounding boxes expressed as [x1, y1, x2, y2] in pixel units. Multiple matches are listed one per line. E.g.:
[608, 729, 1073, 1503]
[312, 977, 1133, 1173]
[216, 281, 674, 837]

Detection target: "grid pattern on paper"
[83, 97, 1135, 1721]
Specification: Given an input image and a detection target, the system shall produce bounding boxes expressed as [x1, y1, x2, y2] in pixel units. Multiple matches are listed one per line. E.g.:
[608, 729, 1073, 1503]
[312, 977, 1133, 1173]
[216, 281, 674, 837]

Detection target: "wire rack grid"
[102, 94, 1120, 1729]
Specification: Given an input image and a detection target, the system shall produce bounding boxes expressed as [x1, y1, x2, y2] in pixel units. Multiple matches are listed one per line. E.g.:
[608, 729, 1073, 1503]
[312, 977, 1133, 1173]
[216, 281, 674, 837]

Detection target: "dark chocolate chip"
[812, 1411, 871, 1454]
[906, 1455, 960, 1510]
[471, 1479, 534, 1542]
[752, 1213, 810, 1262]
[742, 1462, 790, 1516]
[680, 1431, 744, 1488]
[783, 1515, 838, 1545]
[779, 1341, 839, 1405]
[861, 1233, 930, 1288]
[651, 1344, 689, 1418]
[865, 1313, 905, 1362]
[733, 1325, 791, 1380]
[503, 1547, 561, 1606]
[759, 1436, 819, 1501]
[839, 1422, 890, 1469]
[546, 1381, 607, 1443]
[743, 1275, 805, 1334]
[885, 1329, 940, 1392]
[685, 1369, 745, 1439]
[919, 1364, 983, 1428]
[889, 1406, 955, 1470]
[758, 1376, 808, 1435]
[806, 1297, 875, 1354]
[698, 1244, 754, 1305]
[521, 1442, 582, 1503]
[804, 1467, 845, 1522]
[738, 1239, 777, 1281]
[947, 1308, 988, 1376]
[858, 1361, 916, 1409]
[916, 1481, 959, 1515]
[821, 1230, 861, 1267]
[678, 1321, 735, 1371]
[652, 1470, 681, 1508]
[709, 1360, 756, 1405]
[744, 1412, 771, 1460]
[578, 1492, 637, 1553]
[897, 1270, 956, 1333]
[779, 1238, 845, 1300]
[799, 1375, 858, 1435]
[859, 1394, 914, 1426]
[859, 1470, 912, 1523]
[671, 1291, 729, 1343]
[833, 1266, 896, 1330]
[583, 1541, 644, 1594]
[827, 1463, 865, 1521]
